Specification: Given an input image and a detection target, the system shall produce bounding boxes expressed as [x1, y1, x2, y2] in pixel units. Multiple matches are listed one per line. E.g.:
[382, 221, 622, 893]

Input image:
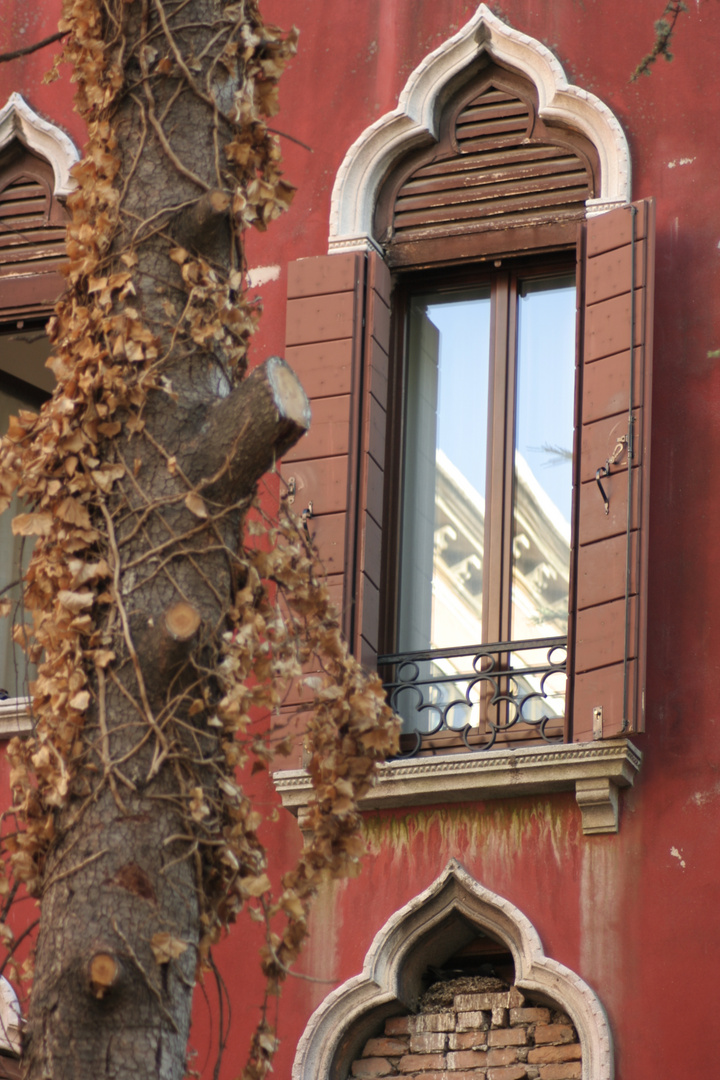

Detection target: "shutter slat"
[396, 170, 590, 216]
[457, 116, 531, 140]
[395, 185, 590, 232]
[401, 157, 588, 199]
[416, 144, 566, 179]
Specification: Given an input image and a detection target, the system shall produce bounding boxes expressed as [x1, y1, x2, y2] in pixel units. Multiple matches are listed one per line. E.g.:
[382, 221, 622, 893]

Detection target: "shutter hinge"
[593, 706, 603, 740]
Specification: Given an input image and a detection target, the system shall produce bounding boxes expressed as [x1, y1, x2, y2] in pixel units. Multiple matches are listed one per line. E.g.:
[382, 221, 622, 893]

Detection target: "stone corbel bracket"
[273, 739, 642, 835]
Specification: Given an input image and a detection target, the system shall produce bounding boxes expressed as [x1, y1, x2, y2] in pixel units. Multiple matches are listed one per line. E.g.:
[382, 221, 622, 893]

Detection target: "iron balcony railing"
[378, 636, 567, 757]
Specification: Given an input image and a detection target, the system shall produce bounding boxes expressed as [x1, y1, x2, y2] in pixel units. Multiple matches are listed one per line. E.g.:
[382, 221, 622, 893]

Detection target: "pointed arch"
[0, 93, 79, 199]
[293, 860, 613, 1080]
[328, 4, 630, 253]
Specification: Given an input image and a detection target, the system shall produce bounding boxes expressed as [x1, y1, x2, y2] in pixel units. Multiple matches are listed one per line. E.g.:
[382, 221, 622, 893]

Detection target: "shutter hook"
[595, 436, 628, 516]
[301, 502, 313, 540]
[595, 465, 610, 515]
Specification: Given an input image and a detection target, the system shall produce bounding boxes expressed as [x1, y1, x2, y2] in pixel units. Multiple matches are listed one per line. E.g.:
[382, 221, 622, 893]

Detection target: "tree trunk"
[13, 2, 305, 1078]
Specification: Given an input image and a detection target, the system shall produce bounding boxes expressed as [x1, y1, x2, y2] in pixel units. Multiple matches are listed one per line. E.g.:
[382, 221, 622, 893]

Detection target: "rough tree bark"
[2, 2, 307, 1078]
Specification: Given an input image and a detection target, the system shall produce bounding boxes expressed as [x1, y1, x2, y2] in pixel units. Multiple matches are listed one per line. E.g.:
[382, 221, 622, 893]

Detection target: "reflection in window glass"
[397, 290, 491, 656]
[511, 276, 575, 639]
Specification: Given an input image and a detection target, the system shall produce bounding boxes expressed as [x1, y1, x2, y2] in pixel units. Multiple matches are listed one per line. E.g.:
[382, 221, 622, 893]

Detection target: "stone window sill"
[0, 699, 33, 739]
[272, 738, 642, 835]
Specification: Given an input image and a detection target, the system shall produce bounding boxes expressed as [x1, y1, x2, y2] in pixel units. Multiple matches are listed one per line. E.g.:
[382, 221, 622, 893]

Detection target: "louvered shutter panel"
[283, 251, 391, 667]
[377, 70, 599, 268]
[0, 153, 68, 318]
[393, 85, 593, 242]
[572, 199, 655, 740]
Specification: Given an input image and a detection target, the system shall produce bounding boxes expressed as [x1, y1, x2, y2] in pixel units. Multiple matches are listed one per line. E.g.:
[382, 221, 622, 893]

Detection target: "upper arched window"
[282, 6, 652, 786]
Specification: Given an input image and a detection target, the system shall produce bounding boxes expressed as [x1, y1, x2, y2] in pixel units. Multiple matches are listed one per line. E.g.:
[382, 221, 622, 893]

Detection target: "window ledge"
[272, 739, 642, 835]
[0, 699, 33, 739]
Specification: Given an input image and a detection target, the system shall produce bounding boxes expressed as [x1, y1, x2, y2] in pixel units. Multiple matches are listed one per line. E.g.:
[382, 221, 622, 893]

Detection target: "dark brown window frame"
[379, 252, 579, 752]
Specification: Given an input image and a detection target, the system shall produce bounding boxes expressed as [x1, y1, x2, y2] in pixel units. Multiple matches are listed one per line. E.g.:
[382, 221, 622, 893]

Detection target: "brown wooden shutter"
[0, 148, 68, 318]
[283, 250, 391, 668]
[572, 199, 655, 741]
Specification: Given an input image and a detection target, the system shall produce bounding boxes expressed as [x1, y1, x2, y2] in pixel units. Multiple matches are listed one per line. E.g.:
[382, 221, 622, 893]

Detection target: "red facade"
[1, 1, 720, 1078]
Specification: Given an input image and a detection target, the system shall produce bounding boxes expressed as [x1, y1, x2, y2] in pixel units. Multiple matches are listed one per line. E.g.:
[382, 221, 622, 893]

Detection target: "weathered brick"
[538, 1064, 581, 1080]
[410, 1013, 456, 1033]
[449, 1032, 488, 1050]
[401, 1074, 446, 1080]
[398, 1052, 446, 1073]
[456, 993, 510, 1011]
[487, 1066, 528, 1080]
[410, 1032, 447, 1053]
[533, 1026, 575, 1046]
[363, 1037, 410, 1057]
[441, 1074, 489, 1080]
[398, 1074, 446, 1080]
[510, 1009, 551, 1025]
[351, 1057, 392, 1078]
[489, 1029, 527, 1047]
[528, 1045, 582, 1065]
[385, 1016, 411, 1036]
[491, 1008, 509, 1028]
[487, 1048, 519, 1066]
[456, 1011, 488, 1032]
[508, 989, 525, 1009]
[446, 1049, 489, 1070]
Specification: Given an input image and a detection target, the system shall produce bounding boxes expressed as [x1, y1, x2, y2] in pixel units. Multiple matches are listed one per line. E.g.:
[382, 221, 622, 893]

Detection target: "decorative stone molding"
[328, 3, 630, 253]
[292, 860, 613, 1080]
[0, 93, 79, 199]
[0, 698, 33, 740]
[273, 739, 642, 835]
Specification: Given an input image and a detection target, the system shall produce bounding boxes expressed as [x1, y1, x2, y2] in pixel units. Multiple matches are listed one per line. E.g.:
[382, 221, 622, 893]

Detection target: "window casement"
[385, 259, 577, 751]
[277, 9, 652, 828]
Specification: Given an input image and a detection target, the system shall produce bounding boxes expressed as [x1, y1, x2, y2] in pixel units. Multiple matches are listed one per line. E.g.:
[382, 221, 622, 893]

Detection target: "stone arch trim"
[292, 860, 613, 1080]
[328, 3, 630, 253]
[0, 93, 79, 199]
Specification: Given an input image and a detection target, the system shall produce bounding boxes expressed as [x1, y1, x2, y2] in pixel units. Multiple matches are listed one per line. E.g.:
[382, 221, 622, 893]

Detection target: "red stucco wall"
[3, 2, 720, 1078]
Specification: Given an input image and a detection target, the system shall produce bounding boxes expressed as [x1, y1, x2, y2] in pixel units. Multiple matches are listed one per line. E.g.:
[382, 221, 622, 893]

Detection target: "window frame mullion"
[483, 270, 513, 647]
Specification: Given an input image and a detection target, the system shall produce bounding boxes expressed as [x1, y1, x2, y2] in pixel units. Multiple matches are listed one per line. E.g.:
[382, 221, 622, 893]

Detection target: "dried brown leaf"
[150, 932, 189, 964]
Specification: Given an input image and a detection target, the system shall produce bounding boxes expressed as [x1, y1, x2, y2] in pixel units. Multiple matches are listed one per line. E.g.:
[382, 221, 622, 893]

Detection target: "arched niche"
[328, 4, 630, 254]
[293, 860, 612, 1080]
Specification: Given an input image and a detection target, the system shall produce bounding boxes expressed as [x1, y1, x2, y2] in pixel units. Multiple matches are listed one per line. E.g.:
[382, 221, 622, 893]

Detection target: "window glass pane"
[398, 289, 491, 657]
[511, 275, 575, 640]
